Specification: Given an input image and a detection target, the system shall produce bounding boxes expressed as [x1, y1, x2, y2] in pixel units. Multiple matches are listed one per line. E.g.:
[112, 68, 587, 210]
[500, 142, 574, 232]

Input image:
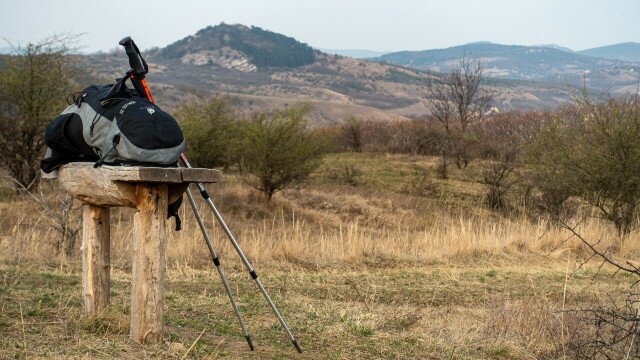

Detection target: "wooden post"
[130, 183, 168, 343]
[52, 163, 222, 341]
[81, 204, 111, 315]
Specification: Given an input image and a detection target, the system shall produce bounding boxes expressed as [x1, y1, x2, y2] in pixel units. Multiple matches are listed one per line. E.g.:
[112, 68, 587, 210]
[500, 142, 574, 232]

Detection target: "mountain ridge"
[153, 23, 317, 71]
[577, 42, 640, 62]
[371, 42, 639, 90]
[85, 24, 634, 124]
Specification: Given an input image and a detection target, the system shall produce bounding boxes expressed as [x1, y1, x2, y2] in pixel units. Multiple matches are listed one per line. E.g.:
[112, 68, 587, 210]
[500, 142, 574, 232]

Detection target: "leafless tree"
[483, 148, 519, 209]
[424, 56, 494, 176]
[3, 176, 81, 256]
[342, 115, 363, 152]
[554, 219, 640, 359]
[0, 35, 79, 192]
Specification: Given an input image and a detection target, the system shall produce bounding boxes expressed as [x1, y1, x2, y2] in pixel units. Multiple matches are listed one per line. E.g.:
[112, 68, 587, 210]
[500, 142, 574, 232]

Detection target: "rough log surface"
[81, 205, 110, 315]
[53, 163, 221, 183]
[59, 166, 137, 207]
[55, 163, 220, 207]
[130, 184, 168, 344]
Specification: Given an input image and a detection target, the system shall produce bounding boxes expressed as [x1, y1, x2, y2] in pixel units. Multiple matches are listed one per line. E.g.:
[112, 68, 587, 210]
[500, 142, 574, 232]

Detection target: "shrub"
[236, 105, 325, 200]
[177, 94, 239, 169]
[529, 94, 640, 237]
[0, 35, 78, 191]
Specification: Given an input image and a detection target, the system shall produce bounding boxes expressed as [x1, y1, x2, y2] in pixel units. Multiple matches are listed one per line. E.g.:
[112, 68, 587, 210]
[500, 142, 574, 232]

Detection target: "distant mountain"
[320, 49, 390, 58]
[371, 42, 640, 90]
[536, 44, 573, 52]
[84, 24, 596, 123]
[578, 42, 640, 62]
[153, 23, 316, 70]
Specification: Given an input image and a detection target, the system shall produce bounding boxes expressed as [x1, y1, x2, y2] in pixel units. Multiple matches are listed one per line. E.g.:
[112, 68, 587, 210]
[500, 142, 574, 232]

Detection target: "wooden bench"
[46, 162, 221, 343]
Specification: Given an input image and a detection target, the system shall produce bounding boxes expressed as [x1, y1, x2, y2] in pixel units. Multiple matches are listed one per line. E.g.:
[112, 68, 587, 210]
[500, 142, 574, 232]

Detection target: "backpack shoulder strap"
[100, 74, 134, 105]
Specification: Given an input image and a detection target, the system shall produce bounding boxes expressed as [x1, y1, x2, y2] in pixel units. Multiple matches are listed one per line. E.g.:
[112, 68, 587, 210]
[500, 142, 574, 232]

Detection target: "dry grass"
[2, 179, 638, 270]
[0, 153, 638, 359]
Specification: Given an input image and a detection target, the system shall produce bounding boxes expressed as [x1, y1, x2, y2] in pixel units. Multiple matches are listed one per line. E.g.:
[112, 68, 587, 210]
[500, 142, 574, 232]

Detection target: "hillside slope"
[372, 42, 640, 92]
[154, 23, 316, 70]
[578, 42, 640, 62]
[86, 24, 581, 123]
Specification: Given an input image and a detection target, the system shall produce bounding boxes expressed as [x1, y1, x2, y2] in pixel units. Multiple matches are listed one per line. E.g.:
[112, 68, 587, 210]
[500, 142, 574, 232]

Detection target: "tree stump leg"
[130, 183, 168, 344]
[81, 204, 111, 315]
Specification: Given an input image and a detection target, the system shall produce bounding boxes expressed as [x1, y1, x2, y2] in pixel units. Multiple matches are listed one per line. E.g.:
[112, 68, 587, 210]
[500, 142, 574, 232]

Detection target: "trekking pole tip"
[245, 335, 255, 351]
[292, 339, 302, 353]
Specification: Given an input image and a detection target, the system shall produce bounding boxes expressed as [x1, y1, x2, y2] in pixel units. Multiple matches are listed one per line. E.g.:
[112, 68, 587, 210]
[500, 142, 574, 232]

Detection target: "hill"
[154, 23, 316, 70]
[85, 24, 587, 123]
[372, 42, 640, 92]
[535, 43, 573, 52]
[320, 48, 390, 58]
[578, 42, 640, 62]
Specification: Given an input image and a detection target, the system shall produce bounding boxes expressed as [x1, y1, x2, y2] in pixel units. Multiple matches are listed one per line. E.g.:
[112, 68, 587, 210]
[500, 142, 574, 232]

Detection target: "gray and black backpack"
[40, 76, 187, 229]
[41, 76, 185, 173]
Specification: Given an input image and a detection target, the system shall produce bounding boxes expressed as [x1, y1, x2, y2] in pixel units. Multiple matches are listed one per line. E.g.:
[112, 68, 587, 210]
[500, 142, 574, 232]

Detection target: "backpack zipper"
[93, 134, 121, 168]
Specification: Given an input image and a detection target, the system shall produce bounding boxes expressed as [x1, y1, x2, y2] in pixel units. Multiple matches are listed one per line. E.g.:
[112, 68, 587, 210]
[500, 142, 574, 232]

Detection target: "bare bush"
[569, 291, 640, 359]
[482, 149, 519, 210]
[339, 165, 362, 187]
[341, 115, 363, 152]
[553, 220, 640, 359]
[424, 56, 494, 175]
[530, 94, 640, 237]
[0, 35, 79, 192]
[177, 94, 239, 169]
[3, 177, 81, 256]
[403, 163, 439, 197]
[476, 111, 545, 210]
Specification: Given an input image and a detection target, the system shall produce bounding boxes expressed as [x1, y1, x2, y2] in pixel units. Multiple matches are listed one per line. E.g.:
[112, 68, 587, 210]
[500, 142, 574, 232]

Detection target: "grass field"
[1, 259, 636, 359]
[0, 153, 638, 359]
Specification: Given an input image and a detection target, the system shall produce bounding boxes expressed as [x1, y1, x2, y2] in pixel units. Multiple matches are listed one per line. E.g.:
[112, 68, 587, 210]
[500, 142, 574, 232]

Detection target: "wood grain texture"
[81, 205, 110, 315]
[57, 164, 220, 207]
[130, 184, 168, 344]
[59, 166, 137, 207]
[180, 167, 222, 183]
[56, 163, 221, 183]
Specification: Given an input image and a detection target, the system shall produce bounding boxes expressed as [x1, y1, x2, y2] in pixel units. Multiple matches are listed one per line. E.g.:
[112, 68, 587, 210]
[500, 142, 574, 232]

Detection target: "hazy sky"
[1, 0, 638, 53]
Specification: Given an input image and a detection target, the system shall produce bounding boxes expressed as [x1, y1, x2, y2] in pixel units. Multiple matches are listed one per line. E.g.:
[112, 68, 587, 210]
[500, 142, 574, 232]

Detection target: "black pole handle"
[119, 36, 148, 77]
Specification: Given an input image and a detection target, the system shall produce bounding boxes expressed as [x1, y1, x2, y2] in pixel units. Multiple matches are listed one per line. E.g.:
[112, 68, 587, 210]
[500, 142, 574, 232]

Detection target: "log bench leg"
[81, 205, 111, 315]
[130, 183, 168, 344]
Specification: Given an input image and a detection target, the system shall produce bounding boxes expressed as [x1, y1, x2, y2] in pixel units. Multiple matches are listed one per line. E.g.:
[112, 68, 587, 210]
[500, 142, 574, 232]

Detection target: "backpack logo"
[119, 101, 136, 115]
[147, 107, 155, 115]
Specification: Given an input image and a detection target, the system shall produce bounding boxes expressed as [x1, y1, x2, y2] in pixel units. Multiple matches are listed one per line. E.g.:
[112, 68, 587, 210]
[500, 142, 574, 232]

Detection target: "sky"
[0, 0, 638, 53]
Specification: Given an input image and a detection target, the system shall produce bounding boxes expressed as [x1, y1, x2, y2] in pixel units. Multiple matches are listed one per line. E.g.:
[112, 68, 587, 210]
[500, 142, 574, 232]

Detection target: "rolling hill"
[371, 42, 640, 92]
[319, 48, 390, 58]
[85, 24, 596, 123]
[578, 42, 640, 62]
[154, 23, 316, 70]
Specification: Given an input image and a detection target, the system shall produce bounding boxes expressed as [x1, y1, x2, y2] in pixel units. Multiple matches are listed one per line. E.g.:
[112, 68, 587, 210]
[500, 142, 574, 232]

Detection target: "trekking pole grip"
[119, 36, 147, 77]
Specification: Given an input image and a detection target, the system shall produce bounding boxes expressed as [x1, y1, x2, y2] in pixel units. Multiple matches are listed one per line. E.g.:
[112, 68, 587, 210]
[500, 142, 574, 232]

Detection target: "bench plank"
[50, 163, 222, 183]
[181, 167, 223, 183]
[54, 163, 221, 207]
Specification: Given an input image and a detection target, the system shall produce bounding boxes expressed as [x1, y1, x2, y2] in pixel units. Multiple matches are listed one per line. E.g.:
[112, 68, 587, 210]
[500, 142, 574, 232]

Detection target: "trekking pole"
[118, 36, 255, 351]
[119, 36, 302, 354]
[181, 154, 303, 354]
[185, 187, 254, 351]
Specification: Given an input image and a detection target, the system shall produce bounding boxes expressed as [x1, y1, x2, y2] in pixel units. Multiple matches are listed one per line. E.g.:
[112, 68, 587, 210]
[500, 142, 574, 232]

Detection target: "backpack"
[40, 75, 187, 230]
[41, 76, 185, 172]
